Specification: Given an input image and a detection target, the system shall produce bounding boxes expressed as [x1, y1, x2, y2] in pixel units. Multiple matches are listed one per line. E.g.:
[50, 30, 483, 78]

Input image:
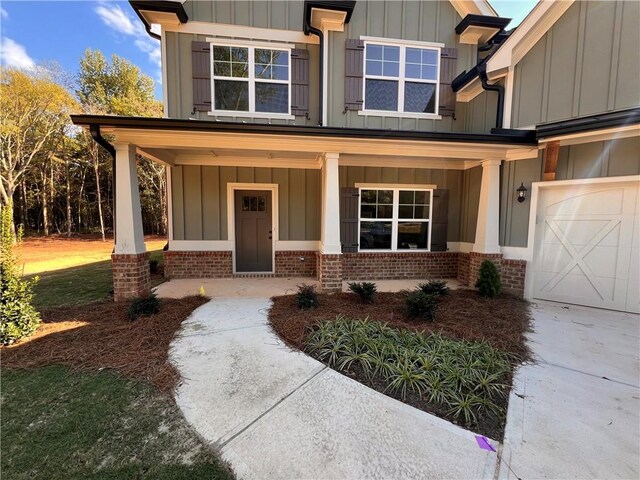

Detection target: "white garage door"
[532, 180, 639, 313]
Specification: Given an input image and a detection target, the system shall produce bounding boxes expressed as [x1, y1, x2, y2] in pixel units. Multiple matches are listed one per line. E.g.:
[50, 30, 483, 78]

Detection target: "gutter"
[305, 24, 324, 126]
[478, 63, 504, 130]
[89, 124, 117, 242]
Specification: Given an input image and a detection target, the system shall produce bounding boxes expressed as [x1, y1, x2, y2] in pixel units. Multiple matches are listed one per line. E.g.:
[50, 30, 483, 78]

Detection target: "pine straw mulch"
[269, 288, 531, 360]
[1, 296, 208, 394]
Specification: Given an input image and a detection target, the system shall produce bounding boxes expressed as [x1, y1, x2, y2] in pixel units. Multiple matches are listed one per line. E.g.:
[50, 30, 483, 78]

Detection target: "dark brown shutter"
[290, 49, 309, 117]
[340, 187, 360, 253]
[344, 39, 365, 111]
[430, 189, 449, 252]
[439, 48, 457, 117]
[192, 41, 211, 112]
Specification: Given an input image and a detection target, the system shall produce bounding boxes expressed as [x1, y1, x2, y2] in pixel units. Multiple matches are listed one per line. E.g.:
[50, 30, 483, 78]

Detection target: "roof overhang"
[129, 1, 188, 39]
[71, 115, 539, 167]
[449, 0, 497, 18]
[304, 1, 356, 32]
[455, 14, 511, 45]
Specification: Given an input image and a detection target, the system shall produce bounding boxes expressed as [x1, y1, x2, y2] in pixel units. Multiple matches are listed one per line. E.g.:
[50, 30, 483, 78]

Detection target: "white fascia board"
[455, 77, 484, 102]
[486, 0, 574, 75]
[539, 124, 640, 147]
[163, 21, 318, 45]
[449, 0, 497, 18]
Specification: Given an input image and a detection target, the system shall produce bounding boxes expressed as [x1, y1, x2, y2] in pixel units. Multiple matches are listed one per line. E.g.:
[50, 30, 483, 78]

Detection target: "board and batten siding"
[326, 0, 477, 132]
[500, 136, 640, 247]
[181, 0, 305, 30]
[171, 166, 321, 241]
[511, 1, 640, 128]
[339, 166, 480, 244]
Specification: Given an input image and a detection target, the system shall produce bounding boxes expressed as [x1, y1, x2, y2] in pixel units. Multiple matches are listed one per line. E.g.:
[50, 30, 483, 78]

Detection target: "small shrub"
[405, 290, 439, 322]
[149, 259, 159, 274]
[348, 281, 377, 304]
[1, 205, 41, 345]
[128, 293, 160, 321]
[296, 283, 318, 310]
[417, 280, 449, 297]
[476, 260, 502, 298]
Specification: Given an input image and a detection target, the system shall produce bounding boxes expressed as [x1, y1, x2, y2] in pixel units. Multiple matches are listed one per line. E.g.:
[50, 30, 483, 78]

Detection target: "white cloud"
[0, 37, 35, 69]
[95, 2, 162, 83]
[1, 7, 8, 19]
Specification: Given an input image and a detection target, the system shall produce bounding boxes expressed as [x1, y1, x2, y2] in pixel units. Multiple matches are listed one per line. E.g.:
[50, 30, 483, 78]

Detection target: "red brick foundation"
[275, 251, 317, 277]
[468, 252, 503, 289]
[317, 253, 343, 292]
[342, 252, 460, 280]
[112, 252, 151, 301]
[163, 251, 233, 278]
[463, 252, 527, 297]
[457, 252, 470, 286]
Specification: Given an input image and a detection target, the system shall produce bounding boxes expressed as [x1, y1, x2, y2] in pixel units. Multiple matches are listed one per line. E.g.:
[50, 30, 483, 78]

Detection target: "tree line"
[0, 50, 167, 240]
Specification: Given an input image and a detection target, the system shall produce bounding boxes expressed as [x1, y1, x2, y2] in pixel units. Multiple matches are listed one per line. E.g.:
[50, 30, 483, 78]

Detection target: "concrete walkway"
[169, 295, 497, 479]
[499, 301, 640, 479]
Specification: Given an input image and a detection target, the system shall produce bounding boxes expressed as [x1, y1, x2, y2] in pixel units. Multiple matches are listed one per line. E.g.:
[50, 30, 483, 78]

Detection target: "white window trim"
[208, 40, 293, 119]
[357, 186, 434, 253]
[360, 37, 442, 119]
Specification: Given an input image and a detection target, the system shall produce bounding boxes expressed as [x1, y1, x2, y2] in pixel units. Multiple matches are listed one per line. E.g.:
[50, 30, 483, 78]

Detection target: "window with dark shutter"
[290, 49, 309, 117]
[192, 41, 211, 112]
[344, 39, 364, 111]
[340, 187, 360, 253]
[430, 189, 449, 251]
[438, 48, 457, 117]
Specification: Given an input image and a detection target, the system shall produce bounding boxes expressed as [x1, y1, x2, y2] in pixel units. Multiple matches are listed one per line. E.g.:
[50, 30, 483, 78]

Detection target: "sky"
[0, 0, 538, 100]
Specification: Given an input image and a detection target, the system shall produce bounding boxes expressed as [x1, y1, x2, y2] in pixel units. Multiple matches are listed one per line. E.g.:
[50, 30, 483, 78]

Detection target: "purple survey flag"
[475, 435, 496, 452]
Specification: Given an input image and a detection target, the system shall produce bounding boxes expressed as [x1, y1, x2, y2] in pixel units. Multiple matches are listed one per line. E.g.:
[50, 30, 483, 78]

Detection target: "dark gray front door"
[235, 190, 273, 272]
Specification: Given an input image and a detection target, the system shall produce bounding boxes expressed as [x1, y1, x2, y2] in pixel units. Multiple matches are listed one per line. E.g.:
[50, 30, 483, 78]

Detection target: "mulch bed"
[1, 296, 208, 394]
[269, 289, 531, 359]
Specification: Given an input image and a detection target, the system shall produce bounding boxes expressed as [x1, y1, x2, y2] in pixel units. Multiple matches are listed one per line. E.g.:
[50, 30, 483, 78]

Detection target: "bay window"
[362, 38, 441, 116]
[211, 43, 291, 116]
[359, 187, 433, 251]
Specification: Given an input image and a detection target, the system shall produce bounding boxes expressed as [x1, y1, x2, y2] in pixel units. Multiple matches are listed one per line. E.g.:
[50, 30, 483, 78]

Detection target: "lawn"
[269, 287, 531, 439]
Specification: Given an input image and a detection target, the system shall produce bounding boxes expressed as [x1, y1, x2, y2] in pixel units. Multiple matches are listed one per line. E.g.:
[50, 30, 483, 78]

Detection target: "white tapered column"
[114, 143, 146, 255]
[473, 159, 502, 254]
[321, 152, 342, 254]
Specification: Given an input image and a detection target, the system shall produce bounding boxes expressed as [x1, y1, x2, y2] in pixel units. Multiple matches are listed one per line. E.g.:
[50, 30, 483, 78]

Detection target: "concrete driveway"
[499, 301, 640, 479]
[169, 296, 497, 480]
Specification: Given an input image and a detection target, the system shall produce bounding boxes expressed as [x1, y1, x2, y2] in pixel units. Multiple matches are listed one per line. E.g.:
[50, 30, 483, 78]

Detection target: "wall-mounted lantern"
[516, 182, 528, 203]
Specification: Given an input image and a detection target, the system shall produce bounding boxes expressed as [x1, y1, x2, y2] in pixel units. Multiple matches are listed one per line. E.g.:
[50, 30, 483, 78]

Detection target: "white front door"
[532, 181, 639, 313]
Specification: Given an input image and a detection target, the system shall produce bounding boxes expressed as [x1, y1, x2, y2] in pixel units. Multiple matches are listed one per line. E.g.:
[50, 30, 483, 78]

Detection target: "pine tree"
[475, 260, 502, 298]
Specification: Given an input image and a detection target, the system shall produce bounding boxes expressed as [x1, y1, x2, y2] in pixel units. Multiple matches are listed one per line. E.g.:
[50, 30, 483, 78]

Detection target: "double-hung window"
[362, 38, 442, 117]
[211, 42, 291, 116]
[359, 187, 433, 251]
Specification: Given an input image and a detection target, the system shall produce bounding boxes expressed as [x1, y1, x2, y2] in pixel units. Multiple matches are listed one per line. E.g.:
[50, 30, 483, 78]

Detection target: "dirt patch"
[1, 296, 208, 393]
[269, 289, 531, 358]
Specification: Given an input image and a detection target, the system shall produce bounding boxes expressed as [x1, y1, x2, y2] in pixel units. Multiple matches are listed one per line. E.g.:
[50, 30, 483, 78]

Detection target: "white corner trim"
[166, 166, 173, 242]
[227, 183, 279, 274]
[447, 241, 473, 253]
[168, 240, 233, 251]
[163, 21, 318, 45]
[487, 1, 574, 74]
[161, 25, 168, 118]
[501, 246, 530, 261]
[275, 241, 320, 251]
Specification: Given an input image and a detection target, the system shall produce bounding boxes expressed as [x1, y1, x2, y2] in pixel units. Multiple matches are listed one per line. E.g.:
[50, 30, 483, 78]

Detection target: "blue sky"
[0, 0, 538, 100]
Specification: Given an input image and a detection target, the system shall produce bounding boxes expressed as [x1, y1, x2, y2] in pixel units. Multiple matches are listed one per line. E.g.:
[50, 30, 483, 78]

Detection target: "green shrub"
[128, 293, 160, 321]
[296, 283, 319, 310]
[405, 290, 439, 322]
[476, 260, 502, 298]
[417, 280, 449, 297]
[0, 205, 41, 345]
[149, 259, 159, 274]
[347, 281, 377, 304]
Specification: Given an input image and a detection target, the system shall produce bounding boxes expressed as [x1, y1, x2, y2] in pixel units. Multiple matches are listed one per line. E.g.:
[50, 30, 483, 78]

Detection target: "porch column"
[469, 159, 503, 286]
[112, 143, 150, 301]
[318, 152, 342, 292]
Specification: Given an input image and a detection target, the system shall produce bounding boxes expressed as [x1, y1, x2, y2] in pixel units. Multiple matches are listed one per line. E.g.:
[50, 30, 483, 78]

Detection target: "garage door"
[532, 180, 639, 313]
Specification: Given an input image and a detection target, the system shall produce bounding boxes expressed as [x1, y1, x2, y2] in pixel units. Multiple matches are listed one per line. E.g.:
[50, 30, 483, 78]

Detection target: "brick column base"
[317, 253, 342, 292]
[112, 252, 151, 301]
[465, 252, 527, 297]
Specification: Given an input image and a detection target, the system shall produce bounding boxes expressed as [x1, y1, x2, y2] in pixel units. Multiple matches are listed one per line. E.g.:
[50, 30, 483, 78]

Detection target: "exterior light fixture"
[516, 182, 528, 203]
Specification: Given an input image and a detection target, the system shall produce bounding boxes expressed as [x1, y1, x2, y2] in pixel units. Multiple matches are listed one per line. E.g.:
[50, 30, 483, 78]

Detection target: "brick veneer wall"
[163, 251, 233, 278]
[342, 252, 460, 281]
[461, 252, 527, 297]
[457, 252, 470, 286]
[275, 251, 317, 277]
[500, 259, 527, 296]
[468, 252, 503, 289]
[317, 253, 342, 292]
[112, 252, 150, 301]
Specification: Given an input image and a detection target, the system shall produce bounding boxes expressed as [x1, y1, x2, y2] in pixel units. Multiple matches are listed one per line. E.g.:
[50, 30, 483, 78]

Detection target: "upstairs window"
[212, 43, 290, 115]
[363, 39, 441, 116]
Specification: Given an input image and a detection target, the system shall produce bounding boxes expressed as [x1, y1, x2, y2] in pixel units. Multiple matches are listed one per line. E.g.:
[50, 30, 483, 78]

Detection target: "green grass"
[1, 366, 234, 480]
[29, 250, 165, 309]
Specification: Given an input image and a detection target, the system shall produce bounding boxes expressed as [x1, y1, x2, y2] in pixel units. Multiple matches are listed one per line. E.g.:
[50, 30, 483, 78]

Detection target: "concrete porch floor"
[153, 277, 465, 299]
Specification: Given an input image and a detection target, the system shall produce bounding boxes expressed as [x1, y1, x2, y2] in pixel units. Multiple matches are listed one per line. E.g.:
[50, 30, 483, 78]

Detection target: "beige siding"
[326, 0, 478, 131]
[171, 166, 321, 241]
[500, 136, 640, 247]
[338, 166, 478, 243]
[512, 1, 640, 128]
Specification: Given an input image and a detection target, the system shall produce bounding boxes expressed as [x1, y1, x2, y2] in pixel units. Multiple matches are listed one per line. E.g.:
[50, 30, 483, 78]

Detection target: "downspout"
[478, 63, 504, 129]
[304, 23, 324, 126]
[89, 124, 117, 245]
